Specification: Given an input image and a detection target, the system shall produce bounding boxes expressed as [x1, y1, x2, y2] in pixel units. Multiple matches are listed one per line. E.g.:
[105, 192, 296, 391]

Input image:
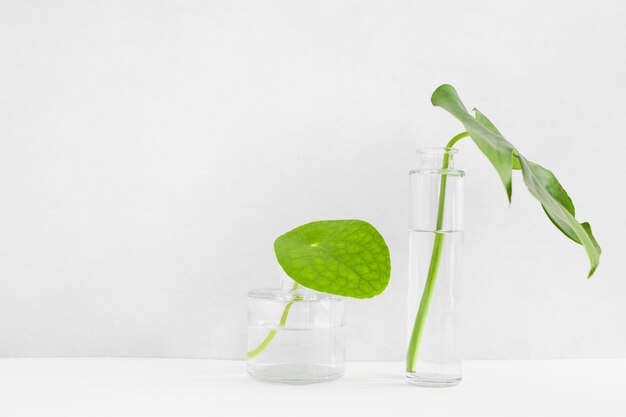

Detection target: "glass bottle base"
[248, 364, 344, 385]
[406, 372, 461, 387]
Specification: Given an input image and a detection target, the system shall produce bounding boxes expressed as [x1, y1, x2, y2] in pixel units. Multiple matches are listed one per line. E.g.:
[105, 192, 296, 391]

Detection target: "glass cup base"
[406, 372, 461, 387]
[248, 363, 344, 385]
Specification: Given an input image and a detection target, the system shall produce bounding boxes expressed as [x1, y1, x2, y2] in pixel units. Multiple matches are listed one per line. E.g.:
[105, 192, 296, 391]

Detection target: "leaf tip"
[587, 258, 600, 279]
[587, 266, 597, 279]
[431, 84, 457, 106]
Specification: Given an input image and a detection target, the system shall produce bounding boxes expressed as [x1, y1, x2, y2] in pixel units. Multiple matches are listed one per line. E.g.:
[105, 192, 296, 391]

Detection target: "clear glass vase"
[247, 287, 345, 384]
[406, 147, 464, 387]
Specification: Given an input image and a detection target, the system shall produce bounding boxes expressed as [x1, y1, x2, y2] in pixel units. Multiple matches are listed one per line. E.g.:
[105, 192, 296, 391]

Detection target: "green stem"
[247, 282, 299, 360]
[406, 132, 469, 373]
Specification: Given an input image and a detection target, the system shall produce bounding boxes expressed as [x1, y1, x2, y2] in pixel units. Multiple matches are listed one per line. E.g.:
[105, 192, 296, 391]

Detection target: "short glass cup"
[247, 287, 345, 384]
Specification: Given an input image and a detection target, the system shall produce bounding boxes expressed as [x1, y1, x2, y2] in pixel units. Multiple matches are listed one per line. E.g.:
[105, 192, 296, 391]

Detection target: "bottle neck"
[415, 148, 457, 171]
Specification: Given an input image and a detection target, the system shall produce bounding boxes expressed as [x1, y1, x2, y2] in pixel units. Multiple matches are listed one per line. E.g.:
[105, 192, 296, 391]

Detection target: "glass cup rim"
[248, 287, 343, 302]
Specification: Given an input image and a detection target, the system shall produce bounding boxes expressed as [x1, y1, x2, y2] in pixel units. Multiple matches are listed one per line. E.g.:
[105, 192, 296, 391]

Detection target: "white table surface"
[0, 358, 623, 417]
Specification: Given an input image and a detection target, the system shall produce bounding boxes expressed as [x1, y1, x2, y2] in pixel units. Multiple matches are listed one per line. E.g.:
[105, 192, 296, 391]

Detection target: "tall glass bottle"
[406, 147, 464, 387]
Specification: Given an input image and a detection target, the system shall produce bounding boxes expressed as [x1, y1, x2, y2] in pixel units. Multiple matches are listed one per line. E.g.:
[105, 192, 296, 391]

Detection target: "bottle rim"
[415, 147, 458, 156]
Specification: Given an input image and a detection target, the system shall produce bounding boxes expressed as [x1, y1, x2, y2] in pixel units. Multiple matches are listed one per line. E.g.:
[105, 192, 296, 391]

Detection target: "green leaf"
[432, 85, 515, 201]
[432, 84, 601, 277]
[518, 156, 601, 277]
[274, 220, 391, 298]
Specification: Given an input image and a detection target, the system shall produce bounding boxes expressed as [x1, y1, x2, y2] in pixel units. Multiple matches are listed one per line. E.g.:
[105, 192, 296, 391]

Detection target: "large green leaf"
[518, 156, 601, 277]
[274, 220, 391, 298]
[432, 85, 515, 201]
[432, 84, 601, 277]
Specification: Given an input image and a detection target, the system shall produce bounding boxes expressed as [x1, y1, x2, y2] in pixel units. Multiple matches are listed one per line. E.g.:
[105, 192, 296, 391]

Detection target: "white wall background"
[1, 0, 624, 360]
